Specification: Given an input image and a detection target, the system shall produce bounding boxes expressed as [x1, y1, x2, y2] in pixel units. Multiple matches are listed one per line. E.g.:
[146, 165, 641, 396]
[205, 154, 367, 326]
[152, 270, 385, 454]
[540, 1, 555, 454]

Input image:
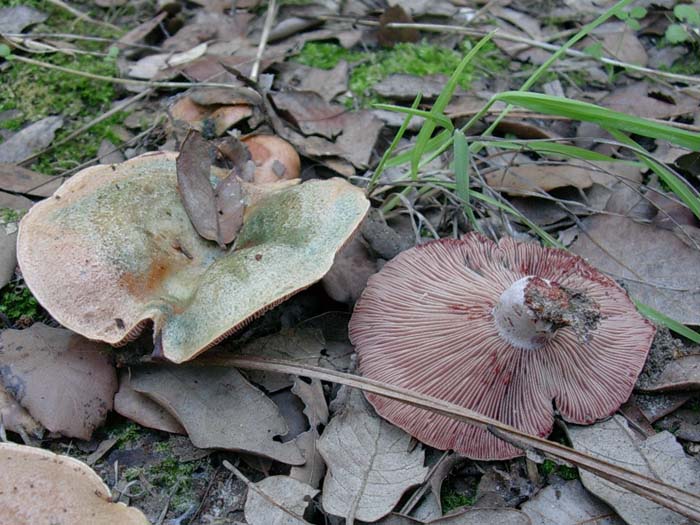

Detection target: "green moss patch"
[0, 4, 127, 175]
[293, 40, 508, 107]
[0, 284, 40, 322]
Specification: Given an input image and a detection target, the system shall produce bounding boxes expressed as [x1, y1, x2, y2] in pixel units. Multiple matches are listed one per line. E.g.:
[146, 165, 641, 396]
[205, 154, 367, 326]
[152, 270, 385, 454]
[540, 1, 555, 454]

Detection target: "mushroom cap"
[349, 234, 655, 460]
[18, 151, 368, 363]
[0, 442, 149, 524]
[243, 134, 301, 184]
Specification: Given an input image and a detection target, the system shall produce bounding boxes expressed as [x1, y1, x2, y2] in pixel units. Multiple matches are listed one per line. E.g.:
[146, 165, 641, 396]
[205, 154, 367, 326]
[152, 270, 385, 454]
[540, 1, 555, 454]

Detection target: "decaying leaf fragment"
[318, 389, 428, 523]
[377, 507, 530, 525]
[113, 370, 185, 434]
[0, 442, 149, 525]
[129, 364, 304, 464]
[17, 151, 369, 363]
[244, 475, 319, 525]
[0, 324, 117, 440]
[176, 131, 245, 246]
[520, 480, 623, 525]
[568, 415, 700, 525]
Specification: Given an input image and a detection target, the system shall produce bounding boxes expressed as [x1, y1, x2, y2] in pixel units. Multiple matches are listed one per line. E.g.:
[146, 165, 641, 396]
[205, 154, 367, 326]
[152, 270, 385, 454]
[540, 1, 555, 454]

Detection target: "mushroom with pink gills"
[349, 234, 656, 460]
[17, 150, 369, 364]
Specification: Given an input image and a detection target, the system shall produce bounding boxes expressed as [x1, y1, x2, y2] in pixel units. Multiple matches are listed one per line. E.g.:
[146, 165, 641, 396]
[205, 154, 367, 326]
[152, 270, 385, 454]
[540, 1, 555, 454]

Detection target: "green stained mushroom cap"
[17, 151, 369, 363]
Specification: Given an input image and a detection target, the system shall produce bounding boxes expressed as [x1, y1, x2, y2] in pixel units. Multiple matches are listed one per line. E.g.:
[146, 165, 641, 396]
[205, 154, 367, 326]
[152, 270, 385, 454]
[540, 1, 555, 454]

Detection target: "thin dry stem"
[196, 355, 700, 522]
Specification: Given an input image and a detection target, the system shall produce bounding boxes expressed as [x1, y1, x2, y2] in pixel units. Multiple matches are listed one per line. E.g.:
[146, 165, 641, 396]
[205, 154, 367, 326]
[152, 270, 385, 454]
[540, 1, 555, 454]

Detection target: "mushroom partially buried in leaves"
[349, 234, 655, 460]
[17, 151, 369, 363]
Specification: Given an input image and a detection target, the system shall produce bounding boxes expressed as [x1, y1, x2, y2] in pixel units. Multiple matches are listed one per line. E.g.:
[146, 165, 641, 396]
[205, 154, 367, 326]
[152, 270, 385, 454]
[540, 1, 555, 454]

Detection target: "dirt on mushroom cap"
[349, 234, 656, 460]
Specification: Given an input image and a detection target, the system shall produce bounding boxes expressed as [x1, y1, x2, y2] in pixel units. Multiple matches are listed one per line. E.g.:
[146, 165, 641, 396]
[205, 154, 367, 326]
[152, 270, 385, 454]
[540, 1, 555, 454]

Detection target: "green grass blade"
[385, 129, 452, 168]
[488, 140, 627, 163]
[410, 32, 496, 179]
[368, 93, 422, 193]
[634, 300, 700, 343]
[424, 178, 561, 247]
[607, 128, 700, 220]
[454, 130, 478, 230]
[373, 103, 453, 131]
[493, 92, 700, 150]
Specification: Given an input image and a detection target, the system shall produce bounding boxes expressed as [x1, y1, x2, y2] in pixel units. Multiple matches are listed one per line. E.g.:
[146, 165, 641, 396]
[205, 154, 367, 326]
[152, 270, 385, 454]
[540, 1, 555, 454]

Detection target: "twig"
[7, 55, 263, 101]
[187, 465, 220, 525]
[251, 0, 278, 82]
[222, 460, 310, 522]
[1, 32, 161, 52]
[46, 0, 122, 33]
[19, 89, 153, 166]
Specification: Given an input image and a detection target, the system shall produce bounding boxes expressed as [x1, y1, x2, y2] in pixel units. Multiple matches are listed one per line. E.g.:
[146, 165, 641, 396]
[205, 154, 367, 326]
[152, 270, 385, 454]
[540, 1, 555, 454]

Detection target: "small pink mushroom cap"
[349, 234, 655, 460]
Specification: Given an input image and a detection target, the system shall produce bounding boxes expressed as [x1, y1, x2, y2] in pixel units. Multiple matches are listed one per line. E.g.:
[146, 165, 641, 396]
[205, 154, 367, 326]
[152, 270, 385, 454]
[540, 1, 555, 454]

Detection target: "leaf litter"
[3, 0, 700, 523]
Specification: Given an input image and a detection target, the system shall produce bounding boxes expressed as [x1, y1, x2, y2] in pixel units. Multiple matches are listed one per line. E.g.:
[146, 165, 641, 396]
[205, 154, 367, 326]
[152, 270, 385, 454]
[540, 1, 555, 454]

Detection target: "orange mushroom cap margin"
[349, 234, 655, 460]
[17, 151, 369, 363]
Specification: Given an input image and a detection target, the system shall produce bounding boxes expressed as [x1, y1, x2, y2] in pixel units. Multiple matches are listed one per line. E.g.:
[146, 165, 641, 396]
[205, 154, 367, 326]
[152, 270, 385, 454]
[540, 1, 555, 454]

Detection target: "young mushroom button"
[349, 234, 655, 460]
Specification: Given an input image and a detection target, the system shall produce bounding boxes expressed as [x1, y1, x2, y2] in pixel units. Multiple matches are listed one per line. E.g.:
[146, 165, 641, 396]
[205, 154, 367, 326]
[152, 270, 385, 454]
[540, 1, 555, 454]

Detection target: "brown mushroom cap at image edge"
[349, 234, 656, 460]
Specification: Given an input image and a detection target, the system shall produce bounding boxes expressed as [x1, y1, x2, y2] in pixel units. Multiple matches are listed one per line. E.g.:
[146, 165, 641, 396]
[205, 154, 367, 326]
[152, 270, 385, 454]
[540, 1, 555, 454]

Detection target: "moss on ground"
[0, 284, 40, 323]
[441, 490, 475, 512]
[0, 3, 128, 175]
[293, 40, 509, 107]
[539, 459, 579, 480]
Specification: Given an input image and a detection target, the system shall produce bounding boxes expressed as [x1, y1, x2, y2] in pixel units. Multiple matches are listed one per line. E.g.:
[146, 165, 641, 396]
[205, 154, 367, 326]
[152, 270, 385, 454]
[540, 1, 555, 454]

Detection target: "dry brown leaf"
[322, 234, 379, 303]
[521, 479, 623, 525]
[113, 370, 185, 434]
[601, 82, 698, 120]
[130, 364, 304, 464]
[0, 164, 63, 197]
[0, 442, 149, 524]
[587, 21, 648, 65]
[213, 172, 244, 245]
[0, 324, 117, 440]
[238, 328, 328, 392]
[176, 131, 219, 241]
[636, 355, 700, 392]
[570, 215, 700, 325]
[0, 116, 63, 164]
[269, 91, 383, 169]
[0, 5, 47, 33]
[568, 415, 700, 525]
[176, 131, 246, 246]
[244, 475, 319, 525]
[378, 5, 420, 47]
[117, 12, 167, 54]
[632, 392, 691, 423]
[0, 191, 33, 210]
[318, 389, 428, 522]
[288, 377, 328, 488]
[271, 91, 346, 139]
[655, 408, 700, 442]
[377, 507, 530, 525]
[275, 61, 349, 102]
[373, 74, 451, 102]
[485, 162, 640, 196]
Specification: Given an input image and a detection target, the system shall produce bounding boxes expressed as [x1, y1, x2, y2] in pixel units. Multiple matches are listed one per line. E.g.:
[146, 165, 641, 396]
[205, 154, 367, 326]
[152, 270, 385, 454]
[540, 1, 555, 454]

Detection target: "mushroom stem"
[493, 276, 601, 350]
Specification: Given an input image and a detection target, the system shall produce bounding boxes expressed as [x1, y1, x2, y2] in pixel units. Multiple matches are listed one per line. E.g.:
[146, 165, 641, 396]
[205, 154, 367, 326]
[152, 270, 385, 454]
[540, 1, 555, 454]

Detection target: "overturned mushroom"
[18, 151, 368, 363]
[349, 234, 655, 460]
